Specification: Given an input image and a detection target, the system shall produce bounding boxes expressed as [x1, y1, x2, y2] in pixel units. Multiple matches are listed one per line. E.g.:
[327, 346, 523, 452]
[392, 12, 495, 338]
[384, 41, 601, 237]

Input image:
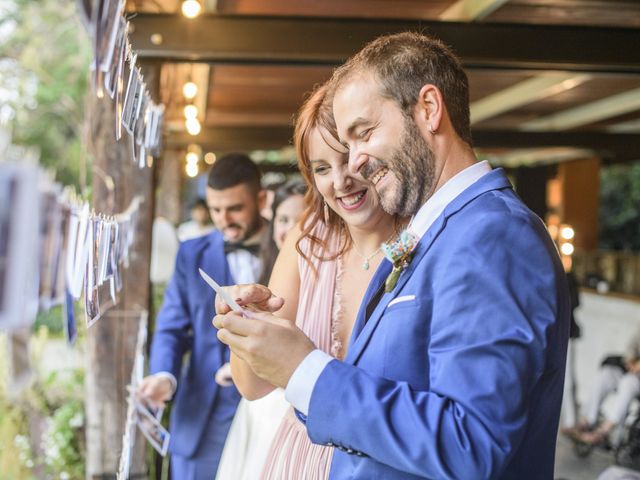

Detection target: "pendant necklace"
[354, 246, 382, 270]
[352, 230, 398, 270]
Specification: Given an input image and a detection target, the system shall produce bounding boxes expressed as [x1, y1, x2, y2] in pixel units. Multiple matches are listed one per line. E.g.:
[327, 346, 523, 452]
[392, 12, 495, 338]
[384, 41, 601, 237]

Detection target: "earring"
[323, 201, 330, 224]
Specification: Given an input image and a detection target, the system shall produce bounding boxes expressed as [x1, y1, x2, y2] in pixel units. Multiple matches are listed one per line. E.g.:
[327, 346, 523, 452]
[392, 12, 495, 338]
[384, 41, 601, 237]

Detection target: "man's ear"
[257, 189, 268, 212]
[414, 84, 443, 134]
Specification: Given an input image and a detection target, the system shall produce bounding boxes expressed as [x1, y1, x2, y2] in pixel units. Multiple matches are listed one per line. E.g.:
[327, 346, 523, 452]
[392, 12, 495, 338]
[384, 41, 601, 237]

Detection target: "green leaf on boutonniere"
[385, 265, 403, 292]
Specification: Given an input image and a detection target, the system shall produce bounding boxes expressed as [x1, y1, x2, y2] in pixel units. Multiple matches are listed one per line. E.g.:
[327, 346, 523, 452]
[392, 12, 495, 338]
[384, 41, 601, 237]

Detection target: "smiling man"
[214, 33, 570, 479]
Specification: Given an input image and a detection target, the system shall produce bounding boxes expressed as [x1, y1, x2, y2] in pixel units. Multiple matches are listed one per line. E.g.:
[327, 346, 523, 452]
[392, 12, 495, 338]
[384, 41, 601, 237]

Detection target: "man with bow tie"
[138, 153, 266, 480]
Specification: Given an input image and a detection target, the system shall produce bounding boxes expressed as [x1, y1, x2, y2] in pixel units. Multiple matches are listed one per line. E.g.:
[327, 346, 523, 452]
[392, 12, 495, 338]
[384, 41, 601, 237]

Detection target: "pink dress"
[260, 223, 344, 480]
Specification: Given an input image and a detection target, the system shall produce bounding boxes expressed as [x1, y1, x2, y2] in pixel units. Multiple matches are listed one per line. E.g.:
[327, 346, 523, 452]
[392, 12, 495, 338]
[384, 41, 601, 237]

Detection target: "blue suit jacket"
[149, 230, 240, 457]
[306, 169, 570, 479]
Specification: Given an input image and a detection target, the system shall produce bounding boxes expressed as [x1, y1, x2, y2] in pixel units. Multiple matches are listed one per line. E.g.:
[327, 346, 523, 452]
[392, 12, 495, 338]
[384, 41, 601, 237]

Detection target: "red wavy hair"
[293, 82, 351, 267]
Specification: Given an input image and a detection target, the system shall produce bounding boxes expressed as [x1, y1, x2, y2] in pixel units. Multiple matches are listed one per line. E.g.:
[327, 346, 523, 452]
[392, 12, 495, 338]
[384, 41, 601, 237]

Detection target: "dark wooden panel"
[487, 0, 640, 28]
[468, 69, 537, 102]
[129, 15, 640, 73]
[217, 0, 455, 19]
[207, 65, 331, 112]
[128, 0, 640, 29]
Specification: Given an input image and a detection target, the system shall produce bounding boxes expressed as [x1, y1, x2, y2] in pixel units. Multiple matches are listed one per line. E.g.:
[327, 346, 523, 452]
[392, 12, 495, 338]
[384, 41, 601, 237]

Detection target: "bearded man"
[215, 33, 569, 479]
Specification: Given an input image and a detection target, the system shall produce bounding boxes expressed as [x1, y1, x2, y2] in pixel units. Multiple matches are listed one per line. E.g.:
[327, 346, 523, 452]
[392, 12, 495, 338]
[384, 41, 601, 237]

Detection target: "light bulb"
[186, 152, 199, 164]
[186, 118, 201, 136]
[183, 81, 198, 99]
[560, 226, 575, 240]
[186, 161, 199, 178]
[560, 243, 574, 256]
[184, 104, 198, 119]
[204, 152, 216, 165]
[181, 0, 201, 18]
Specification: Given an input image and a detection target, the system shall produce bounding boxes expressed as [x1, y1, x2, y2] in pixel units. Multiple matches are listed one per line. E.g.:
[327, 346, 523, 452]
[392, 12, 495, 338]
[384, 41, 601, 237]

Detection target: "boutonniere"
[381, 230, 419, 292]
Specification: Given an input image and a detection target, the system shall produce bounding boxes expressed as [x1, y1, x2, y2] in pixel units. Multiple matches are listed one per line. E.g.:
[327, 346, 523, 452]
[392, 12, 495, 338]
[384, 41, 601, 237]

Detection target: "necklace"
[352, 229, 399, 270]
[353, 246, 382, 270]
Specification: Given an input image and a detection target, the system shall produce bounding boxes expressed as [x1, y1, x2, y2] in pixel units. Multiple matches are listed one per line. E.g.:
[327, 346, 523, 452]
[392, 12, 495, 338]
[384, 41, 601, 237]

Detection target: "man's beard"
[375, 117, 436, 217]
[226, 212, 263, 244]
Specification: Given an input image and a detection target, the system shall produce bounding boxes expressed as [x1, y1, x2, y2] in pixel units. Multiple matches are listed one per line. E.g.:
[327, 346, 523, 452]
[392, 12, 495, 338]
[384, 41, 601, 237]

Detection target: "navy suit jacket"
[149, 230, 240, 457]
[305, 169, 570, 479]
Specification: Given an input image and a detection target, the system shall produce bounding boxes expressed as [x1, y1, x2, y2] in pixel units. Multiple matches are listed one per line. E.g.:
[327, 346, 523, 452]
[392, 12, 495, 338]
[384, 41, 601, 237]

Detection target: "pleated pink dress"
[260, 222, 344, 480]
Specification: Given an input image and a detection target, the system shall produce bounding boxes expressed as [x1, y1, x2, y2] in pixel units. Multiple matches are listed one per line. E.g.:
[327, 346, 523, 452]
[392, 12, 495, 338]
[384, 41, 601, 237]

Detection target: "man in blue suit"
[139, 153, 266, 479]
[215, 33, 570, 479]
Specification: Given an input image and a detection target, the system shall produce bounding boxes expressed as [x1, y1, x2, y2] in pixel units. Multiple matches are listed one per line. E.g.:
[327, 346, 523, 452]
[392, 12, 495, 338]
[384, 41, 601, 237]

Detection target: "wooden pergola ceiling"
[127, 0, 640, 167]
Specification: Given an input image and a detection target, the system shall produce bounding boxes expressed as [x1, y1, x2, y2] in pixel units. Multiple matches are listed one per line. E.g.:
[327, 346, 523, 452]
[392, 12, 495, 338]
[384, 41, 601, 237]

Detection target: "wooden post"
[156, 149, 183, 225]
[85, 61, 160, 479]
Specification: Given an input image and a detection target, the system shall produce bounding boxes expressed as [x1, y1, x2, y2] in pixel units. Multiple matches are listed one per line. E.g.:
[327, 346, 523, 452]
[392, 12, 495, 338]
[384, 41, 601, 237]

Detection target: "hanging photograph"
[0, 174, 16, 317]
[0, 164, 41, 332]
[115, 37, 130, 140]
[104, 15, 126, 100]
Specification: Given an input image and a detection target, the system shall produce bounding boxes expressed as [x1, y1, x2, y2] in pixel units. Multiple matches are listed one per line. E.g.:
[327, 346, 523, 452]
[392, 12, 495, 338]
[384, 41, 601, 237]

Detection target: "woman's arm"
[230, 224, 302, 399]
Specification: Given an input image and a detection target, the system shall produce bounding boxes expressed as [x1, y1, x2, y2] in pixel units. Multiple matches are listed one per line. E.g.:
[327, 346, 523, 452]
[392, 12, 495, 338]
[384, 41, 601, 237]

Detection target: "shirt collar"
[409, 160, 492, 239]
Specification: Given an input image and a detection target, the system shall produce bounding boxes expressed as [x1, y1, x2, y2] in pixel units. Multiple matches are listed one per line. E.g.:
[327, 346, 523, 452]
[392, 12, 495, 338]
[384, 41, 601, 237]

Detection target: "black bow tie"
[224, 242, 260, 256]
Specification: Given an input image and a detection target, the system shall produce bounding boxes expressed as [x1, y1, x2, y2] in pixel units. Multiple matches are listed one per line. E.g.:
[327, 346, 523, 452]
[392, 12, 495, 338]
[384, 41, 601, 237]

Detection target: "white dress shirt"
[285, 161, 493, 415]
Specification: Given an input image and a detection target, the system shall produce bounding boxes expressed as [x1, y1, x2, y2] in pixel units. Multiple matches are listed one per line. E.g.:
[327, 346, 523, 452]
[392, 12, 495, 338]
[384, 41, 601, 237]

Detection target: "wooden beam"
[470, 73, 591, 125]
[521, 87, 640, 131]
[440, 0, 510, 21]
[607, 118, 640, 133]
[488, 147, 594, 168]
[129, 14, 640, 73]
[164, 126, 640, 162]
[166, 126, 293, 151]
[473, 130, 640, 162]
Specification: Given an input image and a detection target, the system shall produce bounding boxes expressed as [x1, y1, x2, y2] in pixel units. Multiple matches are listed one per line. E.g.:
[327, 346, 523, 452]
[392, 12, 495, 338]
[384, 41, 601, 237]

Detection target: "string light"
[560, 243, 574, 256]
[204, 152, 216, 165]
[184, 104, 198, 120]
[186, 152, 199, 165]
[185, 118, 201, 136]
[186, 162, 199, 177]
[183, 81, 198, 99]
[560, 226, 575, 240]
[181, 0, 201, 18]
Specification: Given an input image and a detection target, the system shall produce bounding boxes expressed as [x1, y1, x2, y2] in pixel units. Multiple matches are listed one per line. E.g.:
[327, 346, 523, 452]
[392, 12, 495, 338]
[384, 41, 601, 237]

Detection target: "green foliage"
[34, 306, 65, 337]
[0, 0, 91, 189]
[599, 161, 640, 251]
[39, 371, 85, 479]
[0, 330, 85, 479]
[33, 300, 85, 339]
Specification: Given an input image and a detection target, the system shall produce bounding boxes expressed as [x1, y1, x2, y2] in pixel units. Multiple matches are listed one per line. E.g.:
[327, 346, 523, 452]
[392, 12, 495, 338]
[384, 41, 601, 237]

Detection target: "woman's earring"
[323, 201, 330, 223]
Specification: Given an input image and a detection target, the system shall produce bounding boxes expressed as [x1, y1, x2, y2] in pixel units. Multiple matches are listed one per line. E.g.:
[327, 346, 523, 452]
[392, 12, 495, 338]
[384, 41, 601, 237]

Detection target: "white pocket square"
[387, 295, 416, 308]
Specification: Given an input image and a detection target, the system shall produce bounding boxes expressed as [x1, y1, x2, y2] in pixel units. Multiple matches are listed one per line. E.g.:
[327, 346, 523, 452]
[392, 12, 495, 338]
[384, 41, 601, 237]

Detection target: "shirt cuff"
[153, 371, 177, 394]
[285, 349, 333, 416]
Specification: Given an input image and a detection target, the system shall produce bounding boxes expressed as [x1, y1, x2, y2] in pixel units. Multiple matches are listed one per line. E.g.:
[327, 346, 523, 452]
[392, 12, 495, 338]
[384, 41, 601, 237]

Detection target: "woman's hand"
[215, 284, 285, 314]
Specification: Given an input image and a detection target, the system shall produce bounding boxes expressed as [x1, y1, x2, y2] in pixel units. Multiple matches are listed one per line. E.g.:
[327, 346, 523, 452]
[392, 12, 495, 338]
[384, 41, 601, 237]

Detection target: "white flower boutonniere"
[381, 230, 419, 292]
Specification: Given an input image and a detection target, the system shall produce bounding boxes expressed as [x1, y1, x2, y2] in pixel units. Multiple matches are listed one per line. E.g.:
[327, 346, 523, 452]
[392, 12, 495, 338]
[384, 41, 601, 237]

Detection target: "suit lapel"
[345, 215, 447, 365]
[199, 231, 233, 286]
[345, 168, 514, 366]
[349, 259, 393, 346]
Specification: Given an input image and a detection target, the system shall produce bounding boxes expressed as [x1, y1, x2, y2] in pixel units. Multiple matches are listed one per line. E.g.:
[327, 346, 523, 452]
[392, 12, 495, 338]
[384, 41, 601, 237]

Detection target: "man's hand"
[626, 359, 640, 374]
[213, 311, 316, 388]
[215, 284, 285, 314]
[137, 375, 174, 409]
